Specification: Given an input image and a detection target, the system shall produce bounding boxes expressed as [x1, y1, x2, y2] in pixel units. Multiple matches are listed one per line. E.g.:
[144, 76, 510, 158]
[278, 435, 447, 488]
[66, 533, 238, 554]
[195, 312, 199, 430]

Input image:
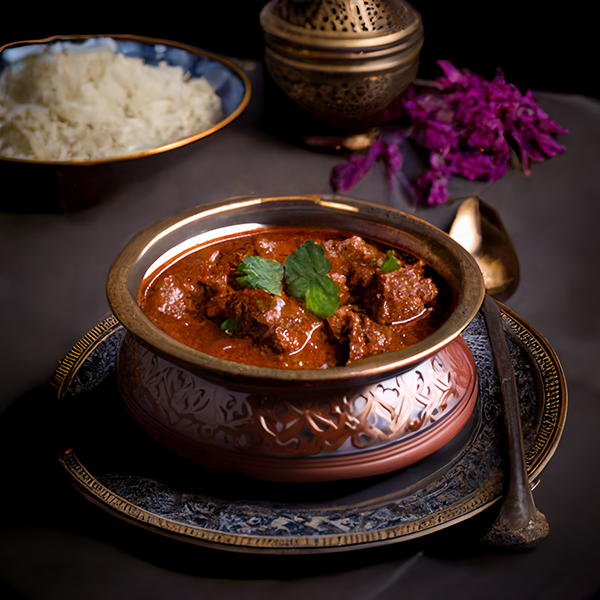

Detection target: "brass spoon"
[480, 294, 550, 550]
[448, 196, 520, 302]
[449, 197, 549, 551]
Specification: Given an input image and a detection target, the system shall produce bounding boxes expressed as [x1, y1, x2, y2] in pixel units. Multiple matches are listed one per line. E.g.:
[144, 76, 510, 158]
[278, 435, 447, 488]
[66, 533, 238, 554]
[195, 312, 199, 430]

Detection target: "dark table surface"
[1, 61, 599, 600]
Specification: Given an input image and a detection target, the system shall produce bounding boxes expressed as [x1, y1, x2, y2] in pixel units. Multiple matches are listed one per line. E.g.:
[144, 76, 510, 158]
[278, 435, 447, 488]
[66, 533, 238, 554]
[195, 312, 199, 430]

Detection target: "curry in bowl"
[139, 228, 454, 370]
[107, 196, 484, 481]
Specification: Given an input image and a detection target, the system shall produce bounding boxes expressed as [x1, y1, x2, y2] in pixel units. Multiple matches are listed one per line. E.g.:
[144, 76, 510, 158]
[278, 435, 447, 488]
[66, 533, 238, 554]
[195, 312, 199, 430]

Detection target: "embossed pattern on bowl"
[117, 332, 477, 482]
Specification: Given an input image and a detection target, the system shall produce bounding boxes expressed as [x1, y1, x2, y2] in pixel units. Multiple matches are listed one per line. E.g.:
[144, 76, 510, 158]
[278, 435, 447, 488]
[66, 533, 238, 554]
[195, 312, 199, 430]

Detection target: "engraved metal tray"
[53, 306, 566, 554]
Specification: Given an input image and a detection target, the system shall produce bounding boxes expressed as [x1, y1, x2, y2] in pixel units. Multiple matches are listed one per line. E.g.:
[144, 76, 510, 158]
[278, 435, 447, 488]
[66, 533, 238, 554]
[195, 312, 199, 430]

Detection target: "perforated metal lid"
[261, 0, 422, 52]
[278, 0, 407, 35]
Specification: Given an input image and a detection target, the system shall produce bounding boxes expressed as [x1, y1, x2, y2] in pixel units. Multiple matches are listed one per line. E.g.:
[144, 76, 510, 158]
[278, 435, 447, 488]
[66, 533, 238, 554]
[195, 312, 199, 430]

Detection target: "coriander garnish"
[284, 240, 340, 320]
[236, 256, 283, 295]
[380, 250, 401, 274]
[220, 317, 240, 336]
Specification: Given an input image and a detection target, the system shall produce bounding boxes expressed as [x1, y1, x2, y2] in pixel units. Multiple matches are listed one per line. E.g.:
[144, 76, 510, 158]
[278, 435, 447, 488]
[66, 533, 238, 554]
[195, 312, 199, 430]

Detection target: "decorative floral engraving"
[117, 333, 476, 457]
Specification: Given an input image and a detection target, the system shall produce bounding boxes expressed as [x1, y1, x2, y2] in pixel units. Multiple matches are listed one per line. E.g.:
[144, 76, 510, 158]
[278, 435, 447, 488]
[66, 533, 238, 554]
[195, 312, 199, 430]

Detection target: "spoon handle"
[482, 294, 549, 550]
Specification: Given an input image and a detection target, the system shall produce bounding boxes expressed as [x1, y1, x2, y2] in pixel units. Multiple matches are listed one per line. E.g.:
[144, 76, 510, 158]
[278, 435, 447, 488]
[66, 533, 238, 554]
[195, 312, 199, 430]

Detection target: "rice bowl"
[0, 35, 251, 165]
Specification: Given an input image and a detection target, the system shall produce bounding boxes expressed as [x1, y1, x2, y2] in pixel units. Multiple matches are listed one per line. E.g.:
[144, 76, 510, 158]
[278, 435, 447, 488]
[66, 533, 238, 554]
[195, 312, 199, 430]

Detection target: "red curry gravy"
[138, 229, 453, 369]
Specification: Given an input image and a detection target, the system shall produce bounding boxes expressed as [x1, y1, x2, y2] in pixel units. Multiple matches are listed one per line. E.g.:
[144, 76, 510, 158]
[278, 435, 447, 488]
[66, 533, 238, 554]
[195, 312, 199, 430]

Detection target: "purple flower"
[381, 141, 403, 188]
[403, 61, 568, 204]
[413, 161, 452, 206]
[330, 139, 384, 192]
[330, 128, 406, 193]
[330, 61, 567, 204]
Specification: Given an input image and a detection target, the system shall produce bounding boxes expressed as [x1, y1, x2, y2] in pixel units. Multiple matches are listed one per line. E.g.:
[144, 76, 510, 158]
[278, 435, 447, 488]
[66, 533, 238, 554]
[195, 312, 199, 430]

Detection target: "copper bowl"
[106, 195, 485, 482]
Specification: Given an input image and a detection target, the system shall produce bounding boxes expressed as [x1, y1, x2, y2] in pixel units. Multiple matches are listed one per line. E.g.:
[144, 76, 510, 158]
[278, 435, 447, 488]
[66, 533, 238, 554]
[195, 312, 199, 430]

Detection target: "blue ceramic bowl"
[0, 34, 251, 165]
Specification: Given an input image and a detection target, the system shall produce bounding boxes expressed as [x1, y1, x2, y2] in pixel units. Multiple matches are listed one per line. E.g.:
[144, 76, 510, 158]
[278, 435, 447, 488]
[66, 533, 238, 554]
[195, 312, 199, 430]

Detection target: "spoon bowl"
[449, 197, 520, 302]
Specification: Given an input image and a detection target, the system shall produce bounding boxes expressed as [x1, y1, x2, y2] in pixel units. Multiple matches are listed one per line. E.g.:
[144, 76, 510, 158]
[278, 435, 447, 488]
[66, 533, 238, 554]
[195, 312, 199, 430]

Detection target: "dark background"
[1, 0, 596, 100]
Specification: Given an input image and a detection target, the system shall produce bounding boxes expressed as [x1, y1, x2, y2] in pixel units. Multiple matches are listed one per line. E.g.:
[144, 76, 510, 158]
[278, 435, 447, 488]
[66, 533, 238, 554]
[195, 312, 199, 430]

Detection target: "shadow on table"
[0, 143, 194, 215]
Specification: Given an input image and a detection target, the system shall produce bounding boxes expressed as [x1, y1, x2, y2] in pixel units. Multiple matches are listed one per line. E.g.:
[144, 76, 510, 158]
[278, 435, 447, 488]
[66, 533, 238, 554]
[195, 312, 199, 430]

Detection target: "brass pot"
[260, 0, 424, 127]
[106, 195, 485, 482]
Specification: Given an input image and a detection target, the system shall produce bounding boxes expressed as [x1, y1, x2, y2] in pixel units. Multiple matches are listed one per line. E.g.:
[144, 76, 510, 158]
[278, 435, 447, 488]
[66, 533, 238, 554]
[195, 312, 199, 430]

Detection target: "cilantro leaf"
[284, 240, 340, 319]
[236, 256, 283, 295]
[303, 276, 340, 320]
[221, 317, 240, 336]
[380, 250, 401, 273]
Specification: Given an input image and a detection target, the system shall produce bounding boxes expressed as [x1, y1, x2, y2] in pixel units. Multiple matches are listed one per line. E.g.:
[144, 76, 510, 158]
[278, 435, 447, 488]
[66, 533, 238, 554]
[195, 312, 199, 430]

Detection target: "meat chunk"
[325, 236, 382, 295]
[366, 260, 438, 327]
[189, 245, 255, 322]
[328, 306, 395, 363]
[228, 289, 323, 356]
[143, 274, 203, 320]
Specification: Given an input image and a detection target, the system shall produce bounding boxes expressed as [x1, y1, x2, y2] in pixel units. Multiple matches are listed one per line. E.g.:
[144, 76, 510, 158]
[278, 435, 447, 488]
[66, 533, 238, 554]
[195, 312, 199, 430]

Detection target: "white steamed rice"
[0, 45, 224, 161]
